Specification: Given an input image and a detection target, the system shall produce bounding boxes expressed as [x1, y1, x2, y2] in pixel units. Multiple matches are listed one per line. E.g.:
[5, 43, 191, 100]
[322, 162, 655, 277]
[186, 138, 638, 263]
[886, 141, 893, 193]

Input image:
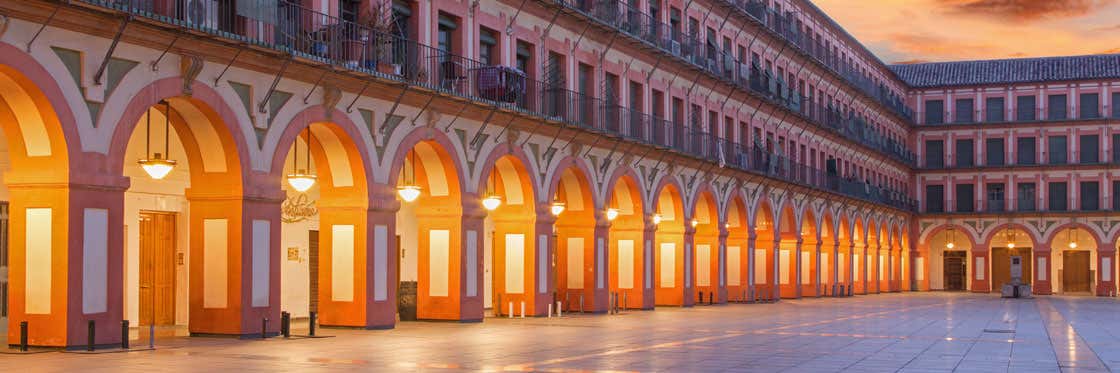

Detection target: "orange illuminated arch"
[652, 180, 686, 306]
[551, 162, 598, 312]
[482, 153, 541, 316]
[725, 195, 750, 301]
[776, 202, 798, 298]
[753, 199, 776, 300]
[606, 171, 647, 310]
[691, 190, 720, 304]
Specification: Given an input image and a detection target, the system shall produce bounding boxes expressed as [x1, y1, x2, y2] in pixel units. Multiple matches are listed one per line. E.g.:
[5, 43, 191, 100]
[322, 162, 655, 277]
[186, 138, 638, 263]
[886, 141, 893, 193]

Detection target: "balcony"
[76, 0, 916, 211]
[550, 0, 916, 166]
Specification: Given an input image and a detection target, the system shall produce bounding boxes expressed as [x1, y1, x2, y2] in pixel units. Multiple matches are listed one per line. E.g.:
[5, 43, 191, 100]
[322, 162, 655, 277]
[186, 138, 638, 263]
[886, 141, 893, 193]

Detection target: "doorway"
[0, 202, 8, 338]
[309, 230, 319, 314]
[991, 247, 1032, 292]
[1063, 251, 1091, 293]
[139, 211, 176, 326]
[943, 251, 966, 291]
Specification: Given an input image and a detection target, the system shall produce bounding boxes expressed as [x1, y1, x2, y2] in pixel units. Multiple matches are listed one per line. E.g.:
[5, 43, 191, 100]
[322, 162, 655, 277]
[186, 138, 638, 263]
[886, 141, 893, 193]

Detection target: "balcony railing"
[553, 0, 917, 166]
[78, 0, 917, 211]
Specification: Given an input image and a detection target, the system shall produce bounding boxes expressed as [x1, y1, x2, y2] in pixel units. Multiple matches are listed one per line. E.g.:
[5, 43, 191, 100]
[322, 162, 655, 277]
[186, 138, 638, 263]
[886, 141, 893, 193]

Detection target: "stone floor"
[4, 293, 1119, 372]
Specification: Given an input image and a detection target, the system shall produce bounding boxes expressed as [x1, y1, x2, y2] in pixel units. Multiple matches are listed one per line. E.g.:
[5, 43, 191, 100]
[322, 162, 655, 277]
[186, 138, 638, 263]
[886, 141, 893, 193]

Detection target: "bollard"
[698, 291, 704, 304]
[520, 301, 525, 318]
[709, 292, 714, 305]
[496, 294, 503, 316]
[261, 318, 269, 339]
[556, 301, 562, 317]
[309, 311, 317, 337]
[88, 320, 96, 351]
[508, 302, 514, 318]
[579, 293, 584, 313]
[281, 312, 291, 338]
[149, 324, 154, 349]
[622, 292, 627, 310]
[547, 303, 553, 318]
[565, 293, 570, 312]
[121, 320, 129, 350]
[19, 321, 28, 351]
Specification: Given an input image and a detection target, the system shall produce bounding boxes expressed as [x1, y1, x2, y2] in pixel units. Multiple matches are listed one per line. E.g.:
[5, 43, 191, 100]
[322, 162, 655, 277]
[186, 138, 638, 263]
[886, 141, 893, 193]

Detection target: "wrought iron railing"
[77, 0, 917, 211]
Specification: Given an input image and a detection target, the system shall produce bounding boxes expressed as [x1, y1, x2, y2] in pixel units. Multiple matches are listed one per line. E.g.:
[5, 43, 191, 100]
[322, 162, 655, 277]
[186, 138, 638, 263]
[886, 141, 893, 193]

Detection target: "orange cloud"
[937, 0, 1115, 21]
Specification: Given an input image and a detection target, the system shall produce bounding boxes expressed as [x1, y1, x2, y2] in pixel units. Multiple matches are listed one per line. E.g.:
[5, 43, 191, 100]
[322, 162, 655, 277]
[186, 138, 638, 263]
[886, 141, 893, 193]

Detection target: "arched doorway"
[776, 204, 799, 299]
[393, 139, 469, 320]
[837, 216, 852, 295]
[0, 61, 83, 347]
[798, 210, 819, 297]
[852, 218, 867, 294]
[552, 165, 599, 313]
[1050, 227, 1098, 295]
[753, 200, 776, 301]
[273, 117, 378, 328]
[607, 173, 648, 310]
[116, 94, 252, 338]
[691, 191, 720, 304]
[926, 226, 973, 291]
[877, 223, 890, 293]
[817, 213, 835, 296]
[725, 196, 749, 301]
[987, 226, 1034, 294]
[653, 182, 686, 306]
[481, 154, 541, 316]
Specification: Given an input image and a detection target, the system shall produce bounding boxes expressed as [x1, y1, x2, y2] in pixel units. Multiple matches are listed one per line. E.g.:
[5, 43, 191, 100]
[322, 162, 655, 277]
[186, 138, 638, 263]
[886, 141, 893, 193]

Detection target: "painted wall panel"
[466, 230, 477, 297]
[26, 208, 52, 314]
[779, 250, 790, 285]
[728, 246, 741, 286]
[504, 234, 525, 294]
[251, 220, 270, 307]
[879, 255, 886, 281]
[697, 244, 711, 287]
[566, 238, 584, 289]
[644, 240, 652, 289]
[800, 251, 810, 284]
[538, 235, 547, 294]
[1103, 257, 1111, 280]
[754, 250, 767, 284]
[203, 219, 229, 309]
[618, 240, 634, 289]
[660, 243, 675, 288]
[374, 225, 388, 301]
[976, 257, 985, 280]
[917, 257, 925, 281]
[596, 238, 605, 289]
[1037, 257, 1046, 281]
[821, 253, 829, 285]
[331, 225, 355, 302]
[82, 208, 108, 314]
[430, 230, 450, 297]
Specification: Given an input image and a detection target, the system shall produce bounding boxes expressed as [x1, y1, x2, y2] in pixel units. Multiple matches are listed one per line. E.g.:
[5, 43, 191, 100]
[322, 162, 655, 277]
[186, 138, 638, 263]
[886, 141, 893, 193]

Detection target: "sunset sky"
[811, 0, 1120, 64]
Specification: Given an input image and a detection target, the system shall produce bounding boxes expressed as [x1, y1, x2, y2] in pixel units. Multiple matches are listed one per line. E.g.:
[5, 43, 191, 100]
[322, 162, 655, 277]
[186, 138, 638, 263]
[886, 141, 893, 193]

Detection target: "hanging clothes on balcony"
[475, 66, 526, 103]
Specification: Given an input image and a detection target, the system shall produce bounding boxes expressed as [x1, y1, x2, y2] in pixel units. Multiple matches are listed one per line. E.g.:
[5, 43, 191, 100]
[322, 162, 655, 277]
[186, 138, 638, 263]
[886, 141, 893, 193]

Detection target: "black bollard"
[698, 291, 704, 304]
[20, 321, 28, 351]
[281, 312, 291, 338]
[121, 320, 129, 350]
[308, 311, 317, 337]
[88, 320, 95, 351]
[261, 318, 269, 339]
[709, 292, 714, 305]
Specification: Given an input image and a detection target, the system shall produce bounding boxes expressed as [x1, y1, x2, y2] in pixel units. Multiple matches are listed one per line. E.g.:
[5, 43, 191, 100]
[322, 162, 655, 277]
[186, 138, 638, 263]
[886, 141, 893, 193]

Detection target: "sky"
[811, 0, 1120, 64]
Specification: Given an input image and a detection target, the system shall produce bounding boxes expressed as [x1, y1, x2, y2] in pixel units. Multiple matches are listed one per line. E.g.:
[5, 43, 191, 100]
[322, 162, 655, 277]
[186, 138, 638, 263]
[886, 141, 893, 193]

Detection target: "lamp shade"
[397, 185, 421, 202]
[550, 201, 565, 216]
[605, 208, 619, 221]
[482, 195, 502, 211]
[651, 214, 662, 225]
[286, 172, 317, 192]
[138, 158, 177, 180]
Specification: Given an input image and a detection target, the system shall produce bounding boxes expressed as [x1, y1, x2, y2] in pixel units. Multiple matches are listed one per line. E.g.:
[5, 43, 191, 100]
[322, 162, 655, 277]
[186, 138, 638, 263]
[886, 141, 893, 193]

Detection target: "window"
[1114, 181, 1120, 211]
[955, 184, 975, 212]
[987, 183, 1006, 212]
[955, 139, 974, 167]
[985, 138, 1005, 166]
[955, 98, 974, 123]
[1047, 135, 1067, 164]
[437, 13, 458, 53]
[514, 41, 533, 77]
[1048, 182, 1068, 211]
[1080, 135, 1099, 164]
[1080, 181, 1100, 211]
[985, 97, 1005, 122]
[390, 0, 412, 40]
[926, 185, 945, 212]
[1079, 93, 1100, 119]
[1114, 134, 1120, 163]
[924, 140, 944, 168]
[925, 100, 944, 124]
[1016, 137, 1036, 165]
[478, 27, 498, 65]
[1047, 94, 1067, 120]
[1114, 92, 1120, 118]
[1016, 95, 1036, 121]
[1017, 183, 1036, 211]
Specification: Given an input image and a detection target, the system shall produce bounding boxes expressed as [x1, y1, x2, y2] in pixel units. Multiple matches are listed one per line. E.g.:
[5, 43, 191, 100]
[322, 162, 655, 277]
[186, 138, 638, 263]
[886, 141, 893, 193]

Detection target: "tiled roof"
[889, 54, 1120, 88]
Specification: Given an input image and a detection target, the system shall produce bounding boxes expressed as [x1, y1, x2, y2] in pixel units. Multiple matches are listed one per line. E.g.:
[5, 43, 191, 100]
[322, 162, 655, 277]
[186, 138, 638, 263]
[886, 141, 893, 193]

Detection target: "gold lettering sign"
[281, 193, 318, 223]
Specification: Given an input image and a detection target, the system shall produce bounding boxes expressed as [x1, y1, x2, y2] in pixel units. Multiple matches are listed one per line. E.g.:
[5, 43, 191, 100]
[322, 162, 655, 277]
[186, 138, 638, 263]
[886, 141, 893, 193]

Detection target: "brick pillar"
[365, 184, 400, 328]
[746, 231, 757, 302]
[682, 224, 695, 307]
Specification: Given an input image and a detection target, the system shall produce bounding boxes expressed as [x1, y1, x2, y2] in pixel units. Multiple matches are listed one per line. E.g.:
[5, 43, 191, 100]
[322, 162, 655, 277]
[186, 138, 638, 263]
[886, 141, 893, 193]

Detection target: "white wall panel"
[82, 209, 108, 314]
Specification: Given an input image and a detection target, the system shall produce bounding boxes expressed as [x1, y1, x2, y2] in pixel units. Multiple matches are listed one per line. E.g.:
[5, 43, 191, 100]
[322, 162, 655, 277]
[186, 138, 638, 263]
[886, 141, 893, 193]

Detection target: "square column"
[1033, 250, 1052, 295]
[971, 250, 991, 293]
[1097, 250, 1115, 297]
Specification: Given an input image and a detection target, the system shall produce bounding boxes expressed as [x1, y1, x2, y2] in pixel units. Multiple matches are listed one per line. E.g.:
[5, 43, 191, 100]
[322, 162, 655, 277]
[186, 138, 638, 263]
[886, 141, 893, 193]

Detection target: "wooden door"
[139, 211, 176, 326]
[944, 251, 966, 291]
[309, 230, 319, 313]
[0, 202, 9, 337]
[991, 247, 1032, 292]
[1063, 251, 1090, 293]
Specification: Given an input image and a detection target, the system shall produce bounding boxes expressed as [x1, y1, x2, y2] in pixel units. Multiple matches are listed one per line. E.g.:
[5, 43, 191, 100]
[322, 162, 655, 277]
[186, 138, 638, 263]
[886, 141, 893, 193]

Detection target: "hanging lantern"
[482, 170, 502, 211]
[138, 100, 178, 179]
[651, 213, 662, 225]
[605, 208, 619, 221]
[397, 149, 421, 202]
[945, 226, 956, 249]
[550, 199, 566, 216]
[1068, 228, 1078, 249]
[286, 126, 317, 192]
[690, 219, 699, 228]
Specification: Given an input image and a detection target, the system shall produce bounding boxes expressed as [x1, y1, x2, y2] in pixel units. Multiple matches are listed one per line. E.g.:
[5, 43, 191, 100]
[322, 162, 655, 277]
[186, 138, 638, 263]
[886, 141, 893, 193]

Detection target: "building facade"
[0, 0, 1112, 348]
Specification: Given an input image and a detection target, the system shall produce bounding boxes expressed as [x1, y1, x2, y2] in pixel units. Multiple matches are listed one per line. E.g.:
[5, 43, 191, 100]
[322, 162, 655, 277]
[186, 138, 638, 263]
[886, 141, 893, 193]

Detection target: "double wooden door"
[1063, 251, 1091, 293]
[139, 211, 176, 326]
[943, 251, 967, 291]
[991, 247, 1032, 292]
